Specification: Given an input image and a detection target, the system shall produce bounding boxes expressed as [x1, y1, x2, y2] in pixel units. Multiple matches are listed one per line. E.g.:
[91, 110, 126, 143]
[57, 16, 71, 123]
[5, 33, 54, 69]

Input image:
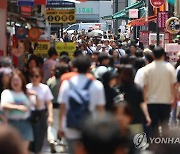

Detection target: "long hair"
[8, 69, 27, 94]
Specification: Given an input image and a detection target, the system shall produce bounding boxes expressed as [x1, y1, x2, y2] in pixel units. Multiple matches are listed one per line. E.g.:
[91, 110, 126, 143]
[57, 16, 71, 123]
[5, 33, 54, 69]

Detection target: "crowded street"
[0, 0, 180, 154]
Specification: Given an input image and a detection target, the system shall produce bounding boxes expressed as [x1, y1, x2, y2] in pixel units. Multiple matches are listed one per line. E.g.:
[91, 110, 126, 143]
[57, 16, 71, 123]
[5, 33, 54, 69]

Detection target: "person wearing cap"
[99, 44, 107, 53]
[42, 48, 58, 83]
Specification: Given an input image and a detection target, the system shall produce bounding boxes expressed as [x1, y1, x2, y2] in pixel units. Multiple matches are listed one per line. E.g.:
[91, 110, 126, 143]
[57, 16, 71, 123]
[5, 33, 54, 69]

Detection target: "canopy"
[102, 0, 145, 20]
[113, 0, 145, 19]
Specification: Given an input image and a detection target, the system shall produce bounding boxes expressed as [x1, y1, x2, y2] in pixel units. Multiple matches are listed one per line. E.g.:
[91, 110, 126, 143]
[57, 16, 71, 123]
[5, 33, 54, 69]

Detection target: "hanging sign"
[28, 28, 42, 41]
[166, 17, 180, 34]
[46, 9, 76, 24]
[158, 11, 169, 28]
[129, 9, 139, 19]
[150, 0, 165, 8]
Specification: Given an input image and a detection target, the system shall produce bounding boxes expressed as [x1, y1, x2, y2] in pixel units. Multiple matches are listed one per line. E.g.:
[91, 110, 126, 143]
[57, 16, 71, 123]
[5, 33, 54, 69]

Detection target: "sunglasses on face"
[30, 75, 40, 79]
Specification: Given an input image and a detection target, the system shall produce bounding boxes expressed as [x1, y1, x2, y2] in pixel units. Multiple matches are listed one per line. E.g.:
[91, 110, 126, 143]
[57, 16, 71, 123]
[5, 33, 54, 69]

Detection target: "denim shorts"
[9, 119, 34, 141]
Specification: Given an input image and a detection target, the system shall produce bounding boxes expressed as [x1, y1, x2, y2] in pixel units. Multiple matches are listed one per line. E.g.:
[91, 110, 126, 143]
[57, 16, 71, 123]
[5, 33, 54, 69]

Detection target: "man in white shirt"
[58, 56, 105, 154]
[143, 46, 176, 136]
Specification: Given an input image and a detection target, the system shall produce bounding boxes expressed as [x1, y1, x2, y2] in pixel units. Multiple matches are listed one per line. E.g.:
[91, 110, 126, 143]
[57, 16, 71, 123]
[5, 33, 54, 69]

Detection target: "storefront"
[75, 1, 113, 23]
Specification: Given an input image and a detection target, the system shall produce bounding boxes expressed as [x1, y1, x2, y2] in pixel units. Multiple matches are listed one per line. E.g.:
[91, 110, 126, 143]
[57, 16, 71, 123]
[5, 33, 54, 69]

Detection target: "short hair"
[0, 125, 27, 154]
[55, 64, 69, 78]
[121, 65, 135, 83]
[134, 58, 146, 71]
[145, 52, 153, 63]
[81, 113, 125, 154]
[153, 46, 165, 59]
[149, 44, 155, 51]
[48, 47, 58, 57]
[73, 56, 91, 73]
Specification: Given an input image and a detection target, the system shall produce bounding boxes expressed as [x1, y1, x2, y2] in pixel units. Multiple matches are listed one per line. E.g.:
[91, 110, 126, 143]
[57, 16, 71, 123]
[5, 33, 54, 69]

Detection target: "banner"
[139, 31, 149, 49]
[46, 9, 76, 24]
[33, 41, 50, 58]
[55, 42, 76, 59]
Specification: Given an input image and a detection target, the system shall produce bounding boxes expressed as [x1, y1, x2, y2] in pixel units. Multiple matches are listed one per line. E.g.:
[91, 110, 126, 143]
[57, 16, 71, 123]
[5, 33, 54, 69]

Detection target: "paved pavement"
[41, 109, 68, 154]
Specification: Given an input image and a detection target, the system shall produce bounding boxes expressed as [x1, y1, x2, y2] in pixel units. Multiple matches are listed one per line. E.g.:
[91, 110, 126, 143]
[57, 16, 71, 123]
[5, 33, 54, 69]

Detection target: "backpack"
[66, 79, 92, 129]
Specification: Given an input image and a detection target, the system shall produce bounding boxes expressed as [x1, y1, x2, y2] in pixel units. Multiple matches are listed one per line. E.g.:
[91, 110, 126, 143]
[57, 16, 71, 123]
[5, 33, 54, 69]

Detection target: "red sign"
[158, 11, 169, 28]
[139, 31, 149, 48]
[150, 0, 165, 7]
[34, 0, 46, 5]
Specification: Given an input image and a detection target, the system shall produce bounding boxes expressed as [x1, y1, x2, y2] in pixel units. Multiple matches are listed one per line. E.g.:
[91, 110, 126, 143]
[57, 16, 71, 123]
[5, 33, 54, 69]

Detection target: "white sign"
[165, 43, 180, 64]
[149, 33, 165, 47]
[129, 9, 139, 18]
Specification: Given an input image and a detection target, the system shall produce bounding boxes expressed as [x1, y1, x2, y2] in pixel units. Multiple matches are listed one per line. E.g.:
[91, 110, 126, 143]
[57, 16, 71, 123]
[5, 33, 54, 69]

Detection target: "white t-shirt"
[134, 67, 146, 88]
[26, 83, 54, 110]
[57, 74, 105, 139]
[144, 61, 176, 104]
[1, 90, 31, 120]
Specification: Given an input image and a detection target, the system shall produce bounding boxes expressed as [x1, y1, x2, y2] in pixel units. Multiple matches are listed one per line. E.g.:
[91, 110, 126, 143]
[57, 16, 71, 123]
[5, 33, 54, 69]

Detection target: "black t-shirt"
[119, 83, 145, 124]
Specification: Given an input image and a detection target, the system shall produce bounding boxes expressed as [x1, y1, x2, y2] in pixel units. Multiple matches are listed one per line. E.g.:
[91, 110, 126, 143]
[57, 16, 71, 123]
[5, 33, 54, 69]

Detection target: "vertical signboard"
[158, 11, 169, 28]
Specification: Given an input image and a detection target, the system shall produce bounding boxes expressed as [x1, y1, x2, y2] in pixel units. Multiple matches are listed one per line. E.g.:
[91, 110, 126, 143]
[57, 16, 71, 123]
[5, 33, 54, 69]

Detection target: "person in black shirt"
[118, 65, 151, 134]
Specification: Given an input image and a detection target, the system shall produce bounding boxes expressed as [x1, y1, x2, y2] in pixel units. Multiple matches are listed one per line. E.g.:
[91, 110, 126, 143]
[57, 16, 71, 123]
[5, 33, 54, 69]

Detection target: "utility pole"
[114, 0, 118, 34]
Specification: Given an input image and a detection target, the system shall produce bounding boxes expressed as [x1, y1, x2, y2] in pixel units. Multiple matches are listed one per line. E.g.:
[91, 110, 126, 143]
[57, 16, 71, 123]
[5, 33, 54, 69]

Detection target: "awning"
[101, 15, 113, 20]
[128, 15, 157, 26]
[113, 0, 145, 19]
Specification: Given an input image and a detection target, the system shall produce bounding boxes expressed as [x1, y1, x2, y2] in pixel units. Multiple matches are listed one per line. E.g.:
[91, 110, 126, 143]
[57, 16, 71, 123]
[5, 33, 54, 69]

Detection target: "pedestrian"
[42, 47, 58, 83]
[0, 125, 28, 154]
[1, 70, 34, 152]
[143, 46, 176, 136]
[27, 68, 54, 154]
[102, 71, 119, 112]
[58, 56, 105, 154]
[119, 65, 151, 135]
[74, 113, 128, 154]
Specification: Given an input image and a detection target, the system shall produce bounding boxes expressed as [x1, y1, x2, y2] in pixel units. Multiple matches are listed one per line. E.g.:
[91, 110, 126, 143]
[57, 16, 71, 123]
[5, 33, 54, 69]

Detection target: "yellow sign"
[46, 10, 76, 24]
[34, 41, 50, 58]
[55, 42, 76, 59]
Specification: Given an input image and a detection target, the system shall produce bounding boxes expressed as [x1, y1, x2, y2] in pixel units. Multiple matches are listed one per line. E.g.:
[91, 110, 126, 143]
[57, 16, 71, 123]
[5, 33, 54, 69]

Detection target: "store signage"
[17, 0, 34, 6]
[150, 0, 164, 8]
[33, 41, 50, 57]
[46, 0, 75, 8]
[139, 31, 149, 49]
[129, 9, 139, 18]
[158, 11, 169, 28]
[20, 6, 32, 16]
[28, 28, 42, 41]
[166, 17, 180, 34]
[46, 10, 76, 24]
[76, 7, 93, 14]
[165, 43, 180, 64]
[149, 33, 165, 47]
